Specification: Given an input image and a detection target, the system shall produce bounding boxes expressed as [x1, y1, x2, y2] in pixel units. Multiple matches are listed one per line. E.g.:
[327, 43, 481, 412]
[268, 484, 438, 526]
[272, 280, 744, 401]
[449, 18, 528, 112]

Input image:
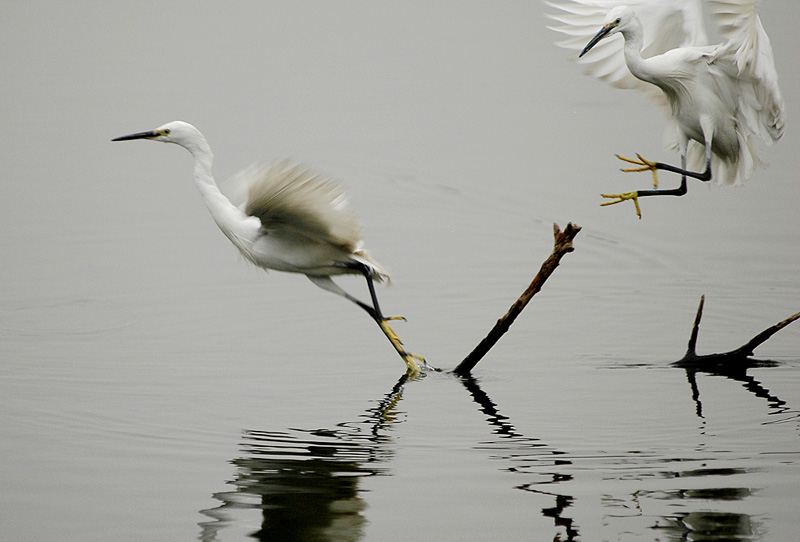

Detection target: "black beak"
[580, 24, 613, 57]
[111, 130, 159, 142]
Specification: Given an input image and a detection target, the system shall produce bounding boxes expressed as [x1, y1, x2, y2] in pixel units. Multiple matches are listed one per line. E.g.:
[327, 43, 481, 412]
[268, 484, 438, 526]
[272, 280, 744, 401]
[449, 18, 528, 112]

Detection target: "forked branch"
[674, 295, 800, 368]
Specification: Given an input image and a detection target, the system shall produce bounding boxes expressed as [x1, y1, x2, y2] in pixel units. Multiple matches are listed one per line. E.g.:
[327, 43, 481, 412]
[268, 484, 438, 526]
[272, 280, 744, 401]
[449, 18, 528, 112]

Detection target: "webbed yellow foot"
[616, 153, 659, 188]
[601, 191, 642, 219]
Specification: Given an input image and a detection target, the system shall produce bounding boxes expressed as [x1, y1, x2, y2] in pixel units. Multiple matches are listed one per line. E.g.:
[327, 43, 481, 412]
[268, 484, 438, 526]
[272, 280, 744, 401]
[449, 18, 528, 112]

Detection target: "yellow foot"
[402, 353, 427, 376]
[601, 191, 642, 219]
[377, 319, 426, 374]
[378, 319, 404, 344]
[616, 153, 659, 188]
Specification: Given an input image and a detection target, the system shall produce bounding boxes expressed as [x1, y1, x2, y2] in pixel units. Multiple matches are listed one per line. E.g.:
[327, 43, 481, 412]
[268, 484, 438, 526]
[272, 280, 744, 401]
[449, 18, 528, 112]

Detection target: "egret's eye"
[162, 129, 171, 135]
[615, 18, 621, 24]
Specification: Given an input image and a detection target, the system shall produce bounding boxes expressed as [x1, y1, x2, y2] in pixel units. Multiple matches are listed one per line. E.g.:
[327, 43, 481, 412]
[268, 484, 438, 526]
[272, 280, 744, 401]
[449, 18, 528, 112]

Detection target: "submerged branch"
[453, 222, 581, 376]
[733, 310, 800, 358]
[674, 296, 800, 368]
[685, 295, 705, 357]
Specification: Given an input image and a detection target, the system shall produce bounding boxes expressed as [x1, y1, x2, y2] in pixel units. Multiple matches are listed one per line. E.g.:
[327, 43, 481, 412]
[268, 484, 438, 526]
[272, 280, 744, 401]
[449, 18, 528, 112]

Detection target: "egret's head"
[579, 6, 634, 58]
[112, 121, 203, 148]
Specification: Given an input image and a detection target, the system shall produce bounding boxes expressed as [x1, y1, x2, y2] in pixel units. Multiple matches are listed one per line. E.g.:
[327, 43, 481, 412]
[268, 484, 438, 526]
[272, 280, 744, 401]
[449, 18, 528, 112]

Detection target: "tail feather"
[352, 248, 391, 285]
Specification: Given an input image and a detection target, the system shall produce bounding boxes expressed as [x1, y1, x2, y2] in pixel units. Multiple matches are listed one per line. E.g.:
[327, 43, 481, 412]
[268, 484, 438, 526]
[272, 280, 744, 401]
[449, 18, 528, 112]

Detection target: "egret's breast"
[249, 229, 351, 276]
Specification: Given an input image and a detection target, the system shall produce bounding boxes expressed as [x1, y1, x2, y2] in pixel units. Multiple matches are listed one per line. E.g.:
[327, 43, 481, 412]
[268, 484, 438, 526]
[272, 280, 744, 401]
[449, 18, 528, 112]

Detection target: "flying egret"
[113, 121, 423, 372]
[547, 0, 785, 217]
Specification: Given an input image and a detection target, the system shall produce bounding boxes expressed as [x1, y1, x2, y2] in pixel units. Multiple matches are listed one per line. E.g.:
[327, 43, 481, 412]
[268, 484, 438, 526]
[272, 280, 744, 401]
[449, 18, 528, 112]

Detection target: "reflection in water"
[459, 375, 579, 541]
[679, 361, 800, 427]
[199, 375, 407, 541]
[199, 364, 793, 541]
[600, 357, 798, 540]
[200, 372, 583, 541]
[672, 296, 800, 427]
[602, 461, 764, 541]
[654, 512, 758, 541]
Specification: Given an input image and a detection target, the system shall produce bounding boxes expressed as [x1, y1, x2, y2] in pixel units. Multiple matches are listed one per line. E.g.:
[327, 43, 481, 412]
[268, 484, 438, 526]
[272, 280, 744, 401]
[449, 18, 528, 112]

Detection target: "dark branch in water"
[453, 222, 581, 376]
[673, 296, 800, 368]
[675, 297, 800, 422]
[685, 294, 705, 357]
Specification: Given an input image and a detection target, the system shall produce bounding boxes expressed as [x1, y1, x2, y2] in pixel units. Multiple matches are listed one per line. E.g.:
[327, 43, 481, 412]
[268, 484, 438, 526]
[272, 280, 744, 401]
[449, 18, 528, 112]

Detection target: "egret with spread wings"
[547, 0, 785, 217]
[113, 121, 423, 372]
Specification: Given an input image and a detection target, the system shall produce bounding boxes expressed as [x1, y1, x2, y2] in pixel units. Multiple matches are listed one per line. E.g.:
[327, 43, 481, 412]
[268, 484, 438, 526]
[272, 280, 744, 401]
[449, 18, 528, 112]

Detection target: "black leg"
[603, 150, 712, 218]
[652, 160, 711, 182]
[328, 262, 423, 372]
[362, 270, 385, 321]
[333, 261, 386, 322]
[635, 176, 687, 198]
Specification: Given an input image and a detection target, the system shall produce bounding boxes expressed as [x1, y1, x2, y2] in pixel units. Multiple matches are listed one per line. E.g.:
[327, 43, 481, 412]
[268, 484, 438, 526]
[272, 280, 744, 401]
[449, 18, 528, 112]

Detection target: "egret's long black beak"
[580, 24, 613, 57]
[111, 130, 159, 142]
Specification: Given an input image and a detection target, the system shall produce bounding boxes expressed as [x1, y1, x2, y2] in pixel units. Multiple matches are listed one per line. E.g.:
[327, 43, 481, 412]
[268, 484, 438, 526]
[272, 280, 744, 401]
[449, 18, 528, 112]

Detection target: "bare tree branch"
[685, 295, 705, 357]
[675, 296, 800, 368]
[453, 222, 581, 376]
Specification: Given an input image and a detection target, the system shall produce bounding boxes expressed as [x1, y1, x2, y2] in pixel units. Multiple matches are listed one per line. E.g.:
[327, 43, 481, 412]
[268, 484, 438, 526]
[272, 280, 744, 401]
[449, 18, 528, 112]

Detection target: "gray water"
[2, 2, 799, 541]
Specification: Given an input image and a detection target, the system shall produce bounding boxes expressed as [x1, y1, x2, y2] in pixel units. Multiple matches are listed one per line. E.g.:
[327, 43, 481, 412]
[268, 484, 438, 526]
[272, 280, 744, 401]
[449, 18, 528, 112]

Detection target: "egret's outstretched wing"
[710, 0, 761, 44]
[545, 0, 707, 104]
[709, 0, 785, 142]
[234, 161, 364, 251]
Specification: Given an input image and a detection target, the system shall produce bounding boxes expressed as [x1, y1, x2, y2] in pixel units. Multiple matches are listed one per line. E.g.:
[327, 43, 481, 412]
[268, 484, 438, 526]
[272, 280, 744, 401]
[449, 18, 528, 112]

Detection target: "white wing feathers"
[224, 162, 391, 282]
[709, 0, 785, 142]
[545, 0, 708, 104]
[231, 161, 364, 252]
[546, 0, 785, 185]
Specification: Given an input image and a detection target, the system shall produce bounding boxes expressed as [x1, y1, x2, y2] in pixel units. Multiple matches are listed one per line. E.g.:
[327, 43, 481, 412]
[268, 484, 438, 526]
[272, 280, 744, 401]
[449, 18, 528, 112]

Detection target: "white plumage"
[547, 0, 785, 188]
[112, 121, 391, 320]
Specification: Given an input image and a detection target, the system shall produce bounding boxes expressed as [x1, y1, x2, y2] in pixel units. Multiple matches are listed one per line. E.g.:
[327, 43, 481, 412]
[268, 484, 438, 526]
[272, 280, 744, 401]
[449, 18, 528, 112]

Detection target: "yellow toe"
[601, 191, 642, 219]
[616, 153, 659, 188]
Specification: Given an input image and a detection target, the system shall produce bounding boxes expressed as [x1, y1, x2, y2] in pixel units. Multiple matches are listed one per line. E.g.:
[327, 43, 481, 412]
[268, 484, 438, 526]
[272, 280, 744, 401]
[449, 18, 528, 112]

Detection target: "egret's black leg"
[335, 261, 405, 323]
[362, 268, 385, 321]
[616, 152, 712, 185]
[657, 142, 713, 183]
[323, 261, 380, 320]
[345, 293, 381, 321]
[650, 160, 711, 182]
[331, 261, 424, 373]
[603, 148, 710, 218]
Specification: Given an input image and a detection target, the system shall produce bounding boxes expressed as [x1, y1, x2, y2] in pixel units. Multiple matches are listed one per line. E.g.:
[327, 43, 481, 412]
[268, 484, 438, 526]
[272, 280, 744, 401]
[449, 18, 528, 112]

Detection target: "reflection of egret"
[548, 0, 785, 217]
[656, 510, 759, 541]
[113, 121, 422, 371]
[199, 374, 408, 542]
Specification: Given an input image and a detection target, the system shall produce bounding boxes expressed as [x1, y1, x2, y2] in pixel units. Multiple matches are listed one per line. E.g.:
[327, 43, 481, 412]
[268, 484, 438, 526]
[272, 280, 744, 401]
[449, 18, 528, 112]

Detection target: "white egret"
[113, 121, 423, 372]
[547, 0, 785, 217]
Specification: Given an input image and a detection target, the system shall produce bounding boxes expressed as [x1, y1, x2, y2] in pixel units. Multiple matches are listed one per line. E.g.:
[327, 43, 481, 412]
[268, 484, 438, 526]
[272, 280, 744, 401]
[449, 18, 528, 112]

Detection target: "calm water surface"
[2, 2, 799, 541]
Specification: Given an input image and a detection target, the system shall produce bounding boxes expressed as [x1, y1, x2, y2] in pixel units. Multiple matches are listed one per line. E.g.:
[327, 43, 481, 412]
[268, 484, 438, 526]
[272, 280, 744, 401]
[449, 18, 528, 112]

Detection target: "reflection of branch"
[459, 374, 522, 439]
[683, 365, 794, 423]
[674, 296, 800, 424]
[685, 369, 703, 419]
[458, 374, 579, 541]
[454, 223, 581, 376]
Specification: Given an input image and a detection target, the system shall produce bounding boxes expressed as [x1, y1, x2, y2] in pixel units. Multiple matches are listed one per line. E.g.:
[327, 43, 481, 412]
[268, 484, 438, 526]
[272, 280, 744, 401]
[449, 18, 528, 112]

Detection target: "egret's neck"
[620, 21, 656, 84]
[183, 138, 256, 250]
[185, 139, 228, 216]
